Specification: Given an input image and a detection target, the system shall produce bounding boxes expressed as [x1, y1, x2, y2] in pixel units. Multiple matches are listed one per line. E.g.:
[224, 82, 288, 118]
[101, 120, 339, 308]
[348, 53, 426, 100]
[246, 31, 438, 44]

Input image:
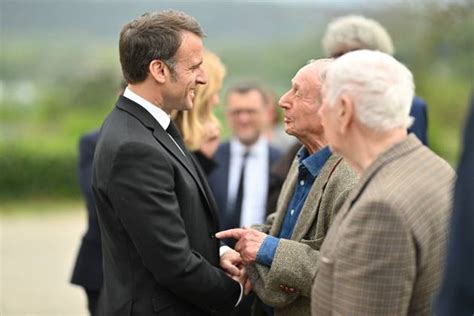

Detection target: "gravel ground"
[1, 208, 89, 315]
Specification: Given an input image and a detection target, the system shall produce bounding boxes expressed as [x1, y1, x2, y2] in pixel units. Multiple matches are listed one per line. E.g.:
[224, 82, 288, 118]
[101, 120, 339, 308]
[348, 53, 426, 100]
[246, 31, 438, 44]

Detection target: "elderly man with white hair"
[311, 50, 455, 316]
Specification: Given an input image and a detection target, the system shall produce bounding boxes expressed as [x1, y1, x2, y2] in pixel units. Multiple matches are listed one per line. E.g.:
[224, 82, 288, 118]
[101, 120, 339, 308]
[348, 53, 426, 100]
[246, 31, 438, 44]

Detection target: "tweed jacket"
[311, 135, 455, 316]
[247, 153, 358, 316]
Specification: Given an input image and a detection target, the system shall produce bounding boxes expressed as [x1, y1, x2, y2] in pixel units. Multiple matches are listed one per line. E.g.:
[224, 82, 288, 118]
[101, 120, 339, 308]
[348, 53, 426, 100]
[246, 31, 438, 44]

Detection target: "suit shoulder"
[213, 142, 231, 159]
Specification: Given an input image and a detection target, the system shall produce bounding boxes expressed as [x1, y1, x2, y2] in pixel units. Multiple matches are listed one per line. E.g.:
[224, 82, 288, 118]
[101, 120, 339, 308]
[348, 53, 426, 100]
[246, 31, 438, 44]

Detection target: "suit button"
[209, 233, 215, 239]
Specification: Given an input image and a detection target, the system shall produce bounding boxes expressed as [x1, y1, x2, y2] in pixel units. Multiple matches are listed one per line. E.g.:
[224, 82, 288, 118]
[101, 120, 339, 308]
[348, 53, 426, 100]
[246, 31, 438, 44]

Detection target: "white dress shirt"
[123, 87, 185, 156]
[228, 136, 270, 227]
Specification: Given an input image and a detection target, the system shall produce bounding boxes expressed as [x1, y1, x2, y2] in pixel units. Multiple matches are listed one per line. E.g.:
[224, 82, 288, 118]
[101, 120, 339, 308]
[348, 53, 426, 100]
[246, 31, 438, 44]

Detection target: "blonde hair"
[322, 15, 394, 58]
[172, 50, 226, 150]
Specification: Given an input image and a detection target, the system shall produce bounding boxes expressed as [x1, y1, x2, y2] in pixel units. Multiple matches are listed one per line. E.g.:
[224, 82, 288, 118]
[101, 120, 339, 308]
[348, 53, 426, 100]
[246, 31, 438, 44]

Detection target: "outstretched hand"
[216, 228, 267, 265]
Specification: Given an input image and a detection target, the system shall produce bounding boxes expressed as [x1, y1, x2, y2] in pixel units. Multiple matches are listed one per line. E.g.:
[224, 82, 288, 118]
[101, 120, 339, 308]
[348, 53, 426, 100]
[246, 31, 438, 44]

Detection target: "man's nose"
[197, 67, 207, 85]
[279, 91, 290, 109]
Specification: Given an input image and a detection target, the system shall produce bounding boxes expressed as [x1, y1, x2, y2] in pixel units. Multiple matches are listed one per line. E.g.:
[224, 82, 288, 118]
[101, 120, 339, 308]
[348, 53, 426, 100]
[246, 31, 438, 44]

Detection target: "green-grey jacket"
[247, 154, 358, 316]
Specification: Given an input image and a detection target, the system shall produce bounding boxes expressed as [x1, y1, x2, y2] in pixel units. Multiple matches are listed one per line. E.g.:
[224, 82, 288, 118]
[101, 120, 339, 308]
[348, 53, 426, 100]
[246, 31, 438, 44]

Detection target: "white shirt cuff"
[218, 246, 243, 306]
[235, 281, 243, 307]
[219, 245, 232, 256]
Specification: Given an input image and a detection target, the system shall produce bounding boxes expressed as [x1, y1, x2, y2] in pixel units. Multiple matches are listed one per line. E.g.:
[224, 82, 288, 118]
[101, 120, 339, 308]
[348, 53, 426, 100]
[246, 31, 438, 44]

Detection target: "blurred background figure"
[208, 83, 282, 244]
[435, 92, 474, 315]
[172, 49, 226, 174]
[70, 130, 102, 316]
[322, 14, 429, 145]
[70, 82, 126, 316]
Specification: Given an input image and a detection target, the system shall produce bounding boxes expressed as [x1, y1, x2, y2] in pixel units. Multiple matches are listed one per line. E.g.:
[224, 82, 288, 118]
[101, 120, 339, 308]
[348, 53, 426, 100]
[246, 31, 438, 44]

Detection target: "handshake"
[216, 228, 268, 296]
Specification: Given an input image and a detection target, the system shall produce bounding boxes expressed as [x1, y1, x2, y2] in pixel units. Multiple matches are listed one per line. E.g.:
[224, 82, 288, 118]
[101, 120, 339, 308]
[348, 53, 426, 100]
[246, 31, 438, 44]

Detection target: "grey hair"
[322, 15, 394, 58]
[324, 50, 414, 131]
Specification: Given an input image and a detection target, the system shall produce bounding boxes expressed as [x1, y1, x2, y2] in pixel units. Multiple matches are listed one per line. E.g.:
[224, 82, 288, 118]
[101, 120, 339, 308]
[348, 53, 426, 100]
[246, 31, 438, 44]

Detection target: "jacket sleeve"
[247, 180, 353, 308]
[107, 142, 240, 313]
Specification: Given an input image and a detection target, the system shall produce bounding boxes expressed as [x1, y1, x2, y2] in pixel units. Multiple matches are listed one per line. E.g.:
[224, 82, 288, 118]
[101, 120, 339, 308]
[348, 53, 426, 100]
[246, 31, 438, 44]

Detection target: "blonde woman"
[172, 49, 226, 174]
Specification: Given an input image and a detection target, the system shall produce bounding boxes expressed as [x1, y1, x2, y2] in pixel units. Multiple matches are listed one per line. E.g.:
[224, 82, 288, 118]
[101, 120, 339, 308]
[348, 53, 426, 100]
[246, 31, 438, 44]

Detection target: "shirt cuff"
[235, 281, 243, 307]
[219, 245, 232, 257]
[256, 235, 280, 267]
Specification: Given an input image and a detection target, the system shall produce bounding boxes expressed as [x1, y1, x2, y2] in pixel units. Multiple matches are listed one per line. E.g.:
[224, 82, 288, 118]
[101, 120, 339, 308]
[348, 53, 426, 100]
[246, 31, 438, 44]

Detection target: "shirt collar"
[297, 146, 332, 177]
[230, 136, 268, 157]
[123, 87, 170, 130]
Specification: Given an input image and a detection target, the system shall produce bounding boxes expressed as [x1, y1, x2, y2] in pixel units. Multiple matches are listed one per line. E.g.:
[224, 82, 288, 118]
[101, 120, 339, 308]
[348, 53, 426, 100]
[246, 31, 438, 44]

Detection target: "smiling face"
[279, 63, 324, 141]
[161, 31, 207, 112]
[226, 89, 267, 146]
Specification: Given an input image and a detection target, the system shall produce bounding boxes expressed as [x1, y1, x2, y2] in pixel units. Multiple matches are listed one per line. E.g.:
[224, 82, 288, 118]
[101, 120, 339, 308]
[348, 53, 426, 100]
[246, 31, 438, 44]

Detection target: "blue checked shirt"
[256, 146, 332, 266]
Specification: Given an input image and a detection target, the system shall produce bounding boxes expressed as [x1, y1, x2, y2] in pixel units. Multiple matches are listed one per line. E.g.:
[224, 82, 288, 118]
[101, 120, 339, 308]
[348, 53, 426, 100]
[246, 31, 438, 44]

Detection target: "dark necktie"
[166, 121, 186, 155]
[228, 151, 250, 229]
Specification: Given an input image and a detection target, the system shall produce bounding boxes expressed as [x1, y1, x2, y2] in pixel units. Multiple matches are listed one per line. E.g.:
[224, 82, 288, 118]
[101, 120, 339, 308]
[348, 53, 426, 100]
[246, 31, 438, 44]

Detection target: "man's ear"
[148, 60, 167, 84]
[339, 94, 354, 134]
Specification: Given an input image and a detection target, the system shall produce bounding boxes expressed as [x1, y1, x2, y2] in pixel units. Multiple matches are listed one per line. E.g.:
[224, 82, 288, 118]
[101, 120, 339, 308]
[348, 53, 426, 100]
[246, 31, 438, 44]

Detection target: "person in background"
[216, 59, 358, 316]
[435, 92, 474, 315]
[172, 49, 226, 175]
[322, 14, 429, 145]
[70, 130, 101, 315]
[311, 50, 454, 315]
[70, 81, 126, 316]
[208, 83, 282, 238]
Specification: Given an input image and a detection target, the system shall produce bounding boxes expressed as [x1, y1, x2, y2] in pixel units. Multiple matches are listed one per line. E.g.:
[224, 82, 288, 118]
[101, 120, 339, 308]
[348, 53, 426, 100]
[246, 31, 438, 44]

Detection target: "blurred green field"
[0, 1, 472, 202]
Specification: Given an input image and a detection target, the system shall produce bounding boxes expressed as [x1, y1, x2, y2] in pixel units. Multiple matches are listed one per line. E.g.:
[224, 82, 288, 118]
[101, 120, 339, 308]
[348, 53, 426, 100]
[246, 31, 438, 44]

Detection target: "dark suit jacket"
[71, 130, 103, 291]
[409, 96, 428, 145]
[92, 96, 240, 315]
[435, 94, 474, 315]
[207, 141, 281, 230]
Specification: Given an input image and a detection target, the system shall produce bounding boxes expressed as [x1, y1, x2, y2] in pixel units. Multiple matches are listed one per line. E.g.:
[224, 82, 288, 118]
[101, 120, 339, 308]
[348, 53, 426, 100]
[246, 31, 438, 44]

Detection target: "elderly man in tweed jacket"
[312, 50, 455, 315]
[217, 59, 358, 316]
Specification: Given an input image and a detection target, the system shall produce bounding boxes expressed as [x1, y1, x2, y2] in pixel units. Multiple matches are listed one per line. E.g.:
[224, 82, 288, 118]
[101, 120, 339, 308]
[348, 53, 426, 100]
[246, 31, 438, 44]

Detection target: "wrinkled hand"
[220, 248, 243, 277]
[216, 228, 267, 265]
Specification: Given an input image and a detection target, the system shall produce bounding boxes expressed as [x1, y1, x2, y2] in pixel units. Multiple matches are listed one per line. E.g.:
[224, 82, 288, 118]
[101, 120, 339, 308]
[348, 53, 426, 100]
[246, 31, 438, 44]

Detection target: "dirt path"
[1, 208, 89, 315]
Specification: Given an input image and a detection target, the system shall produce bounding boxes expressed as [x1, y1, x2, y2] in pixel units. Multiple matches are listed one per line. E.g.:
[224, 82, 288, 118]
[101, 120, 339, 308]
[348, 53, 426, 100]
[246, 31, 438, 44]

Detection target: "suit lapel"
[270, 158, 299, 236]
[116, 96, 215, 216]
[291, 155, 342, 241]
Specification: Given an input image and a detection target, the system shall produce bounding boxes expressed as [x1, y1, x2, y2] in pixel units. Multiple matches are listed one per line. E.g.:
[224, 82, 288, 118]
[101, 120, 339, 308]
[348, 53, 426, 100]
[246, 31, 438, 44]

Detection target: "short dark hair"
[226, 82, 269, 106]
[119, 10, 205, 84]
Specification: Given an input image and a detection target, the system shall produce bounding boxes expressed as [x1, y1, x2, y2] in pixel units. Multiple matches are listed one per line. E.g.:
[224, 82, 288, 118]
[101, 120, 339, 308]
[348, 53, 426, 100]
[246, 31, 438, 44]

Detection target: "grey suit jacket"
[247, 153, 358, 316]
[311, 135, 455, 316]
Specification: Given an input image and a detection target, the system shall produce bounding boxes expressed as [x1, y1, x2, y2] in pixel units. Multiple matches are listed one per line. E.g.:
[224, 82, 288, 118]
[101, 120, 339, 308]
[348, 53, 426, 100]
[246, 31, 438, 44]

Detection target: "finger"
[222, 262, 241, 277]
[216, 228, 246, 240]
[244, 279, 253, 295]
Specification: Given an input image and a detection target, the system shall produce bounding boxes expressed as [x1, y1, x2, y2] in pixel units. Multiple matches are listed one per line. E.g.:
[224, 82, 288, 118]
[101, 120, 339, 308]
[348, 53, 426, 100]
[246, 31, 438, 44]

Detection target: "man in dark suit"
[208, 83, 281, 236]
[92, 10, 243, 315]
[71, 130, 102, 315]
[435, 93, 474, 315]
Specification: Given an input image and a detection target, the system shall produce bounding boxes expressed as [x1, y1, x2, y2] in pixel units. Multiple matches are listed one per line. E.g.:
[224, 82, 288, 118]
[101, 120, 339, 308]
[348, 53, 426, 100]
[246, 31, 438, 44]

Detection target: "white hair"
[324, 50, 414, 131]
[322, 15, 394, 57]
